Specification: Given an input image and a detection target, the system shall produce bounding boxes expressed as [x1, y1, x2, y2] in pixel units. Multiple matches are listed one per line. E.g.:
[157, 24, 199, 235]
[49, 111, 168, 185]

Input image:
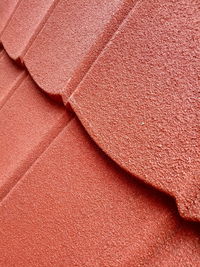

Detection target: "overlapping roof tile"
[0, 73, 70, 200]
[0, 50, 25, 108]
[0, 0, 199, 265]
[1, 0, 58, 60]
[1, 0, 137, 98]
[0, 0, 20, 35]
[24, 0, 137, 100]
[0, 118, 199, 266]
[70, 0, 200, 222]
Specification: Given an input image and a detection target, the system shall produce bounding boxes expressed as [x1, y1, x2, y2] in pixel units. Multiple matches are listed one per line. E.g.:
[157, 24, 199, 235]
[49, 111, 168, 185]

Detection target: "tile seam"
[0, 71, 27, 110]
[0, 0, 24, 39]
[20, 0, 62, 63]
[63, 0, 144, 103]
[0, 111, 73, 204]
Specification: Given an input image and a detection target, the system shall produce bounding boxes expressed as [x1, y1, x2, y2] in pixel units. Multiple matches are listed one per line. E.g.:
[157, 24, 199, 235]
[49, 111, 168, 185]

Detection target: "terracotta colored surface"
[0, 0, 20, 36]
[24, 0, 136, 99]
[1, 0, 58, 60]
[70, 0, 200, 222]
[0, 45, 3, 54]
[0, 118, 199, 266]
[0, 76, 70, 200]
[0, 0, 199, 264]
[0, 50, 25, 108]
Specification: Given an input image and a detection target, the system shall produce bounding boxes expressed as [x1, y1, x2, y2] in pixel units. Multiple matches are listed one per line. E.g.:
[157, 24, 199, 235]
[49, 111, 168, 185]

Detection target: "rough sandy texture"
[0, 0, 199, 265]
[70, 0, 200, 222]
[0, 75, 70, 200]
[0, 0, 20, 36]
[1, 0, 58, 60]
[0, 51, 25, 108]
[0, 118, 199, 266]
[24, 0, 136, 99]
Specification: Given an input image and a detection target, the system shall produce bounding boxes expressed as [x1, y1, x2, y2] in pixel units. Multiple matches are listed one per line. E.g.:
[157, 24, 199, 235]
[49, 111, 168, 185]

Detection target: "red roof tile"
[0, 118, 199, 266]
[0, 0, 199, 264]
[23, 0, 136, 99]
[0, 0, 20, 35]
[0, 50, 25, 108]
[0, 74, 70, 200]
[70, 0, 200, 222]
[1, 0, 58, 60]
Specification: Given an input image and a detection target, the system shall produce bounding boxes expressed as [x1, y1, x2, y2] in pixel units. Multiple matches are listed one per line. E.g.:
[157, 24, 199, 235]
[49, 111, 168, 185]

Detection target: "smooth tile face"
[70, 0, 200, 221]
[0, 76, 69, 200]
[24, 0, 136, 98]
[0, 51, 25, 108]
[0, 118, 199, 266]
[1, 0, 57, 60]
